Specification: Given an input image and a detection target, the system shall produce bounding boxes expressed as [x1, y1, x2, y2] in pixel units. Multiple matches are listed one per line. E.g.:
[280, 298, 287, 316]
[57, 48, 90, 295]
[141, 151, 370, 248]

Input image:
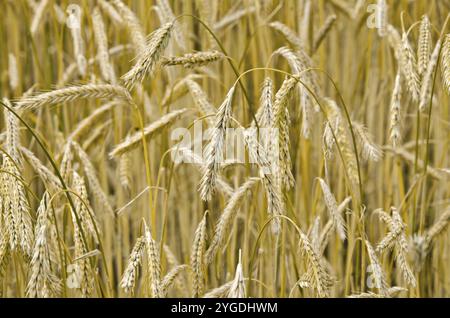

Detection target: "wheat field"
[0, 0, 449, 298]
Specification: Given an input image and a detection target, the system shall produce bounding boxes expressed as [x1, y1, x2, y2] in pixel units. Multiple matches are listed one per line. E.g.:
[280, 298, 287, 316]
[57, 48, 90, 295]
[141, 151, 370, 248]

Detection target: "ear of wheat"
[156, 0, 186, 50]
[16, 84, 132, 111]
[190, 212, 208, 297]
[353, 121, 383, 162]
[442, 34, 450, 93]
[213, 6, 256, 31]
[323, 98, 359, 189]
[26, 192, 60, 298]
[119, 153, 131, 191]
[425, 207, 450, 249]
[98, 0, 123, 26]
[227, 250, 246, 298]
[111, 0, 146, 53]
[317, 178, 347, 240]
[269, 22, 304, 51]
[297, 230, 333, 298]
[272, 76, 298, 188]
[72, 141, 114, 216]
[161, 50, 224, 69]
[121, 22, 174, 88]
[1, 155, 34, 256]
[185, 79, 217, 126]
[243, 129, 284, 234]
[205, 178, 259, 265]
[376, 208, 416, 286]
[365, 239, 388, 295]
[67, 101, 119, 141]
[70, 182, 94, 297]
[160, 264, 188, 297]
[121, 236, 145, 294]
[109, 108, 187, 158]
[203, 280, 234, 298]
[417, 15, 431, 77]
[419, 39, 442, 112]
[72, 171, 100, 244]
[3, 98, 22, 165]
[313, 15, 337, 53]
[390, 71, 403, 146]
[20, 146, 62, 190]
[144, 222, 162, 298]
[199, 86, 235, 201]
[93, 7, 116, 83]
[400, 32, 420, 101]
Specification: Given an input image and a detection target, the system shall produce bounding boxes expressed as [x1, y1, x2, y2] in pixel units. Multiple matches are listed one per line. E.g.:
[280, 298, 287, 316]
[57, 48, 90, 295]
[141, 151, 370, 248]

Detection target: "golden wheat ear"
[121, 22, 174, 89]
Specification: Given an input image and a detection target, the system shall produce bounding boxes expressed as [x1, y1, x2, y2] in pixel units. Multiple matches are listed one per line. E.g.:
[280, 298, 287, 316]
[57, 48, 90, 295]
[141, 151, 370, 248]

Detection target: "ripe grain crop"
[0, 0, 449, 298]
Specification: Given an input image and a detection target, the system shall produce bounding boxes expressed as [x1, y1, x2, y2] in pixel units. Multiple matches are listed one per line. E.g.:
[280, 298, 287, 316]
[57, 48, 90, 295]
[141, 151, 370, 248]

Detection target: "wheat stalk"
[30, 0, 48, 36]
